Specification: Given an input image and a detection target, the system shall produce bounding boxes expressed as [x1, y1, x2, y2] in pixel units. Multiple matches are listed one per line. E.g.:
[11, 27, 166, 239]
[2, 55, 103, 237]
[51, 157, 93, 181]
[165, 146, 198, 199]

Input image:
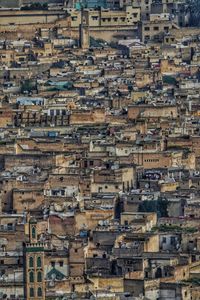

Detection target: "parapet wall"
[171, 27, 200, 39]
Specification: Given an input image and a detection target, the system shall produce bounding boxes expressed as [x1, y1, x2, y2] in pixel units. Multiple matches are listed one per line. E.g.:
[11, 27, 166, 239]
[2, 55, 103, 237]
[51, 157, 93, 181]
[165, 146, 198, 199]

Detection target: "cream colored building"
[69, 7, 140, 28]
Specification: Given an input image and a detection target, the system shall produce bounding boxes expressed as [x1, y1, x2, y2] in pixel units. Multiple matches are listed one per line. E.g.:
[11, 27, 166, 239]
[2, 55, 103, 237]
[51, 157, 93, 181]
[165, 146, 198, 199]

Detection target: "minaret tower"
[24, 218, 45, 300]
[79, 9, 90, 49]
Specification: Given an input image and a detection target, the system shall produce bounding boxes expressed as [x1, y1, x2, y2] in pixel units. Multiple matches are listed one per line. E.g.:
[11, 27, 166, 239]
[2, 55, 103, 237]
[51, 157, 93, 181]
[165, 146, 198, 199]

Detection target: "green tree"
[21, 80, 36, 93]
[138, 197, 169, 217]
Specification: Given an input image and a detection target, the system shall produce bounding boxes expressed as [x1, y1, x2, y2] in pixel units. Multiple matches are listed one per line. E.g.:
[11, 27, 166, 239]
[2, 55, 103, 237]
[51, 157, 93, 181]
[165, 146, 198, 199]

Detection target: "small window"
[29, 257, 34, 268]
[32, 226, 36, 239]
[171, 237, 175, 242]
[51, 261, 55, 267]
[59, 261, 64, 267]
[37, 287, 42, 297]
[29, 271, 34, 283]
[37, 271, 42, 282]
[37, 256, 41, 268]
[30, 287, 34, 298]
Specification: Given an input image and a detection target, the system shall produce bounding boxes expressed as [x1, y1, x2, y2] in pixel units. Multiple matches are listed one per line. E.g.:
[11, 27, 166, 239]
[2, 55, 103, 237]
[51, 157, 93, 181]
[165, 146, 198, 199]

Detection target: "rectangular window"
[59, 261, 64, 267]
[51, 261, 55, 267]
[171, 237, 176, 244]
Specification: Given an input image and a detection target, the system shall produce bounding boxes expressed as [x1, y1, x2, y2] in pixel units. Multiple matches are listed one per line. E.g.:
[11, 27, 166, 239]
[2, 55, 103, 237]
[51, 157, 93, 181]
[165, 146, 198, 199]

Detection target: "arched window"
[37, 287, 42, 297]
[30, 287, 34, 297]
[37, 256, 41, 268]
[32, 226, 36, 239]
[29, 257, 34, 268]
[37, 271, 42, 282]
[29, 271, 34, 283]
